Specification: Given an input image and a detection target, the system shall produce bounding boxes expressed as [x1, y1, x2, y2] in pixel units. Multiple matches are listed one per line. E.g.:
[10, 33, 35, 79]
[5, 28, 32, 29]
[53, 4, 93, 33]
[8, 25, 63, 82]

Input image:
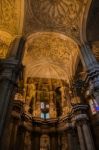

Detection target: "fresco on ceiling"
[31, 0, 81, 27]
[25, 0, 88, 40]
[0, 0, 24, 35]
[24, 32, 79, 81]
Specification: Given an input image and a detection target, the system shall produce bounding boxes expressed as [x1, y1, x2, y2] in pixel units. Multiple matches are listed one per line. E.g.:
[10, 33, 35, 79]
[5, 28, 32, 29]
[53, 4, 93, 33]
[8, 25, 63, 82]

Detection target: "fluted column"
[0, 37, 25, 142]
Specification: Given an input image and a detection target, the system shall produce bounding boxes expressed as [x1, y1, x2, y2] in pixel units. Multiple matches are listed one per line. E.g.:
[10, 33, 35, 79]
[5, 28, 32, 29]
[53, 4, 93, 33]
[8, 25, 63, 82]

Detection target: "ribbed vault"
[24, 0, 88, 41]
[23, 32, 79, 82]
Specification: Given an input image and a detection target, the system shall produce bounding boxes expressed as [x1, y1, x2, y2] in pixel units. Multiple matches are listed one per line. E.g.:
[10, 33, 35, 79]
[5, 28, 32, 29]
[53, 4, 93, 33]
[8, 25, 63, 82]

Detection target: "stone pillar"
[0, 36, 25, 141]
[0, 97, 24, 150]
[9, 100, 24, 150]
[72, 104, 95, 150]
[76, 122, 86, 150]
[67, 128, 74, 150]
[80, 44, 99, 108]
[66, 117, 80, 150]
[82, 121, 95, 150]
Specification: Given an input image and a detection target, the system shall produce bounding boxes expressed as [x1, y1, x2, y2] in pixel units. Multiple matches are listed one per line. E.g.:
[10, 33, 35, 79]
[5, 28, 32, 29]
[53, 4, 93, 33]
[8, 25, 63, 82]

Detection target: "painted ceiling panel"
[24, 0, 88, 41]
[0, 0, 24, 35]
[23, 32, 79, 81]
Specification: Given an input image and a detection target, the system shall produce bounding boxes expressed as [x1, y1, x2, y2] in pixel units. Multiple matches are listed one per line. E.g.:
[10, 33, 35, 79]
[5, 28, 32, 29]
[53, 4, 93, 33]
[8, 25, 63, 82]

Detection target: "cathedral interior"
[0, 0, 99, 150]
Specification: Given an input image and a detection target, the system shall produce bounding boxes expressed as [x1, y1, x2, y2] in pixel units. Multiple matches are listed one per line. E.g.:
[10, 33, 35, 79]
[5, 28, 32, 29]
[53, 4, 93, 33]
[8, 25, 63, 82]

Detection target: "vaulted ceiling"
[23, 32, 79, 82]
[0, 0, 97, 82]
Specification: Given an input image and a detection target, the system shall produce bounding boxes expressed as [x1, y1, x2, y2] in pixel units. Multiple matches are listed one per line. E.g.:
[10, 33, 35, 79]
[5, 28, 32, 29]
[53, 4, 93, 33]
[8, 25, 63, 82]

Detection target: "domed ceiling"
[23, 32, 79, 82]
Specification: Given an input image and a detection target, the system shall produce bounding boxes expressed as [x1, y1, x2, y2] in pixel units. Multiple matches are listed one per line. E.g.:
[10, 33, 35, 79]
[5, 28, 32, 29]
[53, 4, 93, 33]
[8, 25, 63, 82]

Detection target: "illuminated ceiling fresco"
[24, 0, 88, 40]
[0, 0, 24, 58]
[23, 32, 79, 82]
[0, 0, 92, 81]
[0, 0, 24, 35]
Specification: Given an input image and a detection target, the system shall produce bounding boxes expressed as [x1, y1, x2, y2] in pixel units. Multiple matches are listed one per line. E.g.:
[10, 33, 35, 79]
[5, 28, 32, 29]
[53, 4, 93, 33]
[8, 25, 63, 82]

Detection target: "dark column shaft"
[67, 131, 74, 150]
[15, 126, 26, 150]
[77, 124, 86, 150]
[0, 37, 25, 141]
[82, 123, 95, 150]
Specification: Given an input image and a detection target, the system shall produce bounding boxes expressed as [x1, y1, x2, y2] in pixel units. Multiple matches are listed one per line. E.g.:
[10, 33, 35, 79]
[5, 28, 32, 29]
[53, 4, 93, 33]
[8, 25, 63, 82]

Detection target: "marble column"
[0, 37, 25, 141]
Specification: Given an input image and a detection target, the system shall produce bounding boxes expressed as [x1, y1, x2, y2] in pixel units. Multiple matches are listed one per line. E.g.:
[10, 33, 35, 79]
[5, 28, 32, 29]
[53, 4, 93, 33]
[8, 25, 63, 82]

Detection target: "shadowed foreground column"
[0, 37, 25, 145]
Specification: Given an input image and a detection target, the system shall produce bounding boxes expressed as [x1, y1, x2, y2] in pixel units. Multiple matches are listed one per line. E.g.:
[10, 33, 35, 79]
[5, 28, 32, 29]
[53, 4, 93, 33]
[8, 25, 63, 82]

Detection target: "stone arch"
[80, 0, 92, 43]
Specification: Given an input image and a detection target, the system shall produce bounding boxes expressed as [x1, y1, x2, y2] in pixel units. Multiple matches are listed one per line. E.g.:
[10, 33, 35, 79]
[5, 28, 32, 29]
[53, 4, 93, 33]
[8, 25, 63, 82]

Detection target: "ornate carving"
[0, 0, 23, 35]
[24, 0, 88, 40]
[0, 31, 13, 58]
[24, 33, 79, 80]
[0, 42, 8, 58]
[30, 0, 82, 28]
